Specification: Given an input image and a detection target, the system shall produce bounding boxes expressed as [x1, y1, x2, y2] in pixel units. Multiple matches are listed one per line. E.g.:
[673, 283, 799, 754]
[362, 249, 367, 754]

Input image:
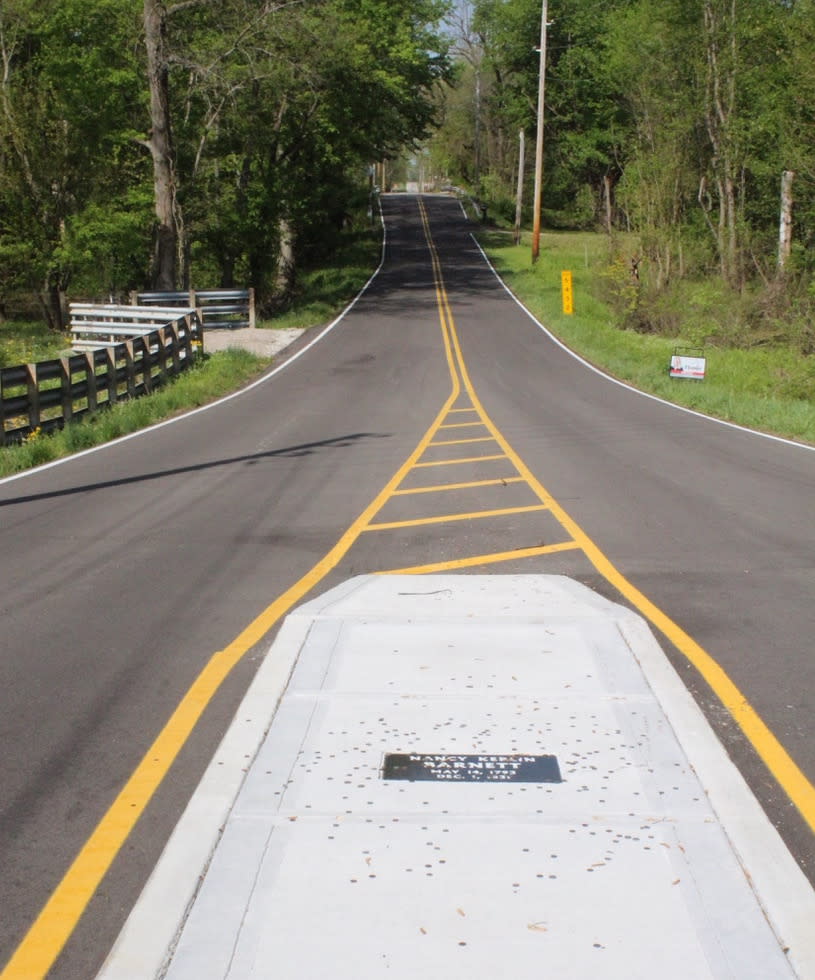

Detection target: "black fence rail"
[132, 288, 255, 329]
[0, 307, 202, 446]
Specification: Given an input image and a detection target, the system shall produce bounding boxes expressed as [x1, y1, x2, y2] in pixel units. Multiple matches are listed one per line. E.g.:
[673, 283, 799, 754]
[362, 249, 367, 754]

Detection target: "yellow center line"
[412, 196, 815, 838]
[2, 200, 473, 980]
[365, 503, 549, 532]
[392, 476, 524, 495]
[428, 435, 495, 447]
[12, 196, 813, 980]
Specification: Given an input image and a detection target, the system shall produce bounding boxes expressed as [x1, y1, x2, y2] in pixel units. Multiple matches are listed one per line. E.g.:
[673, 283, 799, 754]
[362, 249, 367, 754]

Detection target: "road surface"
[1, 194, 813, 978]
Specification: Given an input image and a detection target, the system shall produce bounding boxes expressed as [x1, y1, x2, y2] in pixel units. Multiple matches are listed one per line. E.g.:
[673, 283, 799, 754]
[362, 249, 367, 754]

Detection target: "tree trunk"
[38, 276, 67, 333]
[702, 0, 740, 287]
[474, 66, 482, 187]
[275, 217, 296, 301]
[143, 0, 177, 290]
[513, 129, 525, 245]
[777, 169, 794, 275]
[603, 174, 613, 235]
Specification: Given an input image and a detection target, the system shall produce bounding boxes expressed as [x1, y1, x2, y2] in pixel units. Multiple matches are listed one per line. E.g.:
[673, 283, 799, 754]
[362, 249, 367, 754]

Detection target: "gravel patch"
[202, 326, 305, 358]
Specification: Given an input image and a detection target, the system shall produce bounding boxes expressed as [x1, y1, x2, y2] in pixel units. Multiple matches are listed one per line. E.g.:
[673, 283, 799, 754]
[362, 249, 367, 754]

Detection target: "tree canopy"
[432, 0, 815, 330]
[0, 0, 451, 325]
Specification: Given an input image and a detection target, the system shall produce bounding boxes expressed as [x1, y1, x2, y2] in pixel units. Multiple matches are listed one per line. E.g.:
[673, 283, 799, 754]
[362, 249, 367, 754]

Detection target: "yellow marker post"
[561, 270, 574, 314]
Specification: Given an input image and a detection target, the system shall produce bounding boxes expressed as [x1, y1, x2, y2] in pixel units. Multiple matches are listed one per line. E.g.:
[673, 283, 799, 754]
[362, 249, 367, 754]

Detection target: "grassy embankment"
[478, 229, 815, 446]
[0, 229, 381, 478]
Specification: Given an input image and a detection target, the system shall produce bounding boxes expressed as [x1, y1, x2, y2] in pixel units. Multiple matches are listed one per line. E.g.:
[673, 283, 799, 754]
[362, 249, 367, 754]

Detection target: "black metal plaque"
[382, 753, 562, 784]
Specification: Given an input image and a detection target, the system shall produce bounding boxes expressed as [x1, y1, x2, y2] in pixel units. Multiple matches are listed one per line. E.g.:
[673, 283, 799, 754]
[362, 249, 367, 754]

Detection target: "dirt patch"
[202, 326, 305, 358]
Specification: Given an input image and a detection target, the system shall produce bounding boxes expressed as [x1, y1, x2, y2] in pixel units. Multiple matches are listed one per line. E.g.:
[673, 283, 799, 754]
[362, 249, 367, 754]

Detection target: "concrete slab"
[98, 575, 815, 979]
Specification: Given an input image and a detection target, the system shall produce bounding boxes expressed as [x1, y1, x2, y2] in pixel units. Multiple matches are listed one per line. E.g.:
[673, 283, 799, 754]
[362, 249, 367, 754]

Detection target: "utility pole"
[531, 0, 548, 263]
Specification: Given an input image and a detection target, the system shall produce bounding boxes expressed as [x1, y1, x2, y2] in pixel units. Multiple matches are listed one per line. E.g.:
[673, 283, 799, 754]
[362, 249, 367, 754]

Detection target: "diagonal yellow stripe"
[392, 476, 524, 495]
[428, 435, 495, 447]
[364, 503, 549, 531]
[381, 540, 582, 575]
[413, 453, 507, 467]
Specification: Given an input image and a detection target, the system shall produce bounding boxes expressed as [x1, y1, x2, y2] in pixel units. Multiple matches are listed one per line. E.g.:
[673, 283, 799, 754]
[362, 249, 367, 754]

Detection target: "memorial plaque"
[382, 753, 562, 784]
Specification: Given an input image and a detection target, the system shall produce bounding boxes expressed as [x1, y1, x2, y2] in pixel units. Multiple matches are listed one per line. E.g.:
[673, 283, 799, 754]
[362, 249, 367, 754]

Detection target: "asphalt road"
[1, 194, 813, 979]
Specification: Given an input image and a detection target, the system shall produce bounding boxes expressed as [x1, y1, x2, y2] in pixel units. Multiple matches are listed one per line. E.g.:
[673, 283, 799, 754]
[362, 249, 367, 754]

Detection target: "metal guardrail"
[132, 289, 255, 330]
[0, 305, 202, 445]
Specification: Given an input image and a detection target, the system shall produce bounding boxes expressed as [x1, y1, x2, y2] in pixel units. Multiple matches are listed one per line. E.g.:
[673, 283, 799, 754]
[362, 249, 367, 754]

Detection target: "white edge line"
[470, 234, 815, 454]
[0, 210, 389, 490]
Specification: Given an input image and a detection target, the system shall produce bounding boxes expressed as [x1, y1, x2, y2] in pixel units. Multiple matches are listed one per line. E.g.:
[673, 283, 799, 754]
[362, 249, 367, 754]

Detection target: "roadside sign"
[670, 347, 706, 380]
[561, 270, 573, 314]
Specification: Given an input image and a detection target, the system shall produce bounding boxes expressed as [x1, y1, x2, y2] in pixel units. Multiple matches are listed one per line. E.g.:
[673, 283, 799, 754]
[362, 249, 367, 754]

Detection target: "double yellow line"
[415, 197, 815, 842]
[4, 197, 813, 979]
[0, 197, 475, 980]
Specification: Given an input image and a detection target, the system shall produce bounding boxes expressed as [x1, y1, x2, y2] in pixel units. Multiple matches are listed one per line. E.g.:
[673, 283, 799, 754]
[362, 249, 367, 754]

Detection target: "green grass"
[479, 229, 815, 446]
[260, 229, 381, 331]
[0, 320, 72, 367]
[0, 350, 270, 478]
[0, 227, 383, 477]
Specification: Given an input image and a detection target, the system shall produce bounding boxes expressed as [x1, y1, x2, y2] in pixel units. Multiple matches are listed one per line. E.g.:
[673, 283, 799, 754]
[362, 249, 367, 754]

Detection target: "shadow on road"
[0, 432, 391, 509]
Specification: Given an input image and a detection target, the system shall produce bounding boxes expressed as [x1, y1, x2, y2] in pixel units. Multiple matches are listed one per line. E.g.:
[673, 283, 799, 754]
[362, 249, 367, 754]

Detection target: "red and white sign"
[670, 353, 706, 380]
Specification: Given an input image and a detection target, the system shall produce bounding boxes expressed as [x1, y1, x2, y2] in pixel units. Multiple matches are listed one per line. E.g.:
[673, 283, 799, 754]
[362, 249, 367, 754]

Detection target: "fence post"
[155, 326, 168, 382]
[139, 336, 152, 394]
[125, 341, 136, 398]
[248, 287, 256, 329]
[26, 363, 40, 432]
[182, 313, 194, 361]
[106, 348, 118, 405]
[60, 357, 73, 425]
[168, 320, 181, 375]
[85, 352, 98, 413]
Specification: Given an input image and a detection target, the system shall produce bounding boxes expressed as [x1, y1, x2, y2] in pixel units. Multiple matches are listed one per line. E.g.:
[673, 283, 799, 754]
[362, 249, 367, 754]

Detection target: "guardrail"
[0, 306, 202, 446]
[132, 289, 255, 329]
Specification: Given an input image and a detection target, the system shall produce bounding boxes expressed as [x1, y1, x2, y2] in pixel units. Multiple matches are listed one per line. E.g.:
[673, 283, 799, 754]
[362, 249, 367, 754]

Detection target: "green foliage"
[0, 0, 450, 310]
[479, 229, 815, 444]
[55, 188, 154, 297]
[270, 224, 383, 329]
[161, 0, 450, 302]
[0, 0, 147, 321]
[435, 0, 815, 343]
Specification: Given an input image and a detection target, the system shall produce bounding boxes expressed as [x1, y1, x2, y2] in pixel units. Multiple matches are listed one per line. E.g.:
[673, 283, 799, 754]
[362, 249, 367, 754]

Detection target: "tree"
[140, 0, 450, 299]
[0, 0, 146, 326]
[142, 0, 176, 290]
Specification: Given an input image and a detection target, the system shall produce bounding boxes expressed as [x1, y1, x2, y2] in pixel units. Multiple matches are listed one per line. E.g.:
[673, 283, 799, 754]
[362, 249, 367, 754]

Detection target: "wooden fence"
[0, 306, 202, 446]
[132, 288, 255, 329]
